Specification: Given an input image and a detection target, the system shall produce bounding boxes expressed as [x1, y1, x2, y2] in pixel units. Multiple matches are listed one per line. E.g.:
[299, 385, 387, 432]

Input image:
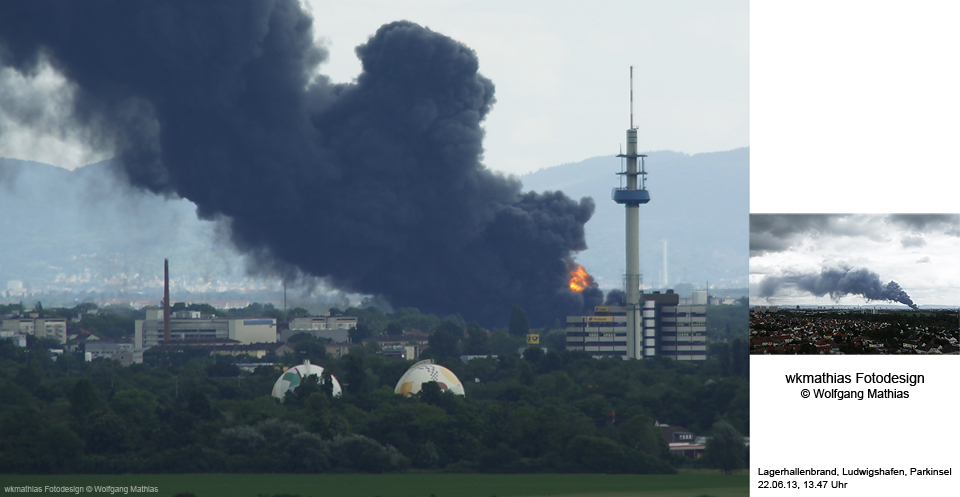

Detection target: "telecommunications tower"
[613, 66, 650, 306]
[563, 67, 705, 361]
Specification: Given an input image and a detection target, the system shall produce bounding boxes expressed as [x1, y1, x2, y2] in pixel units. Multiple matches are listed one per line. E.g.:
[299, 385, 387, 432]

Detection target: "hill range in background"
[521, 148, 749, 293]
[0, 148, 748, 305]
[0, 158, 262, 304]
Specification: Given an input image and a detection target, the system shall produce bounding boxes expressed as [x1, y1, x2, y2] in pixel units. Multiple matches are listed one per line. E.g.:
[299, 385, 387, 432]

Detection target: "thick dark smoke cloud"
[0, 1, 598, 326]
[758, 266, 918, 309]
[603, 289, 625, 306]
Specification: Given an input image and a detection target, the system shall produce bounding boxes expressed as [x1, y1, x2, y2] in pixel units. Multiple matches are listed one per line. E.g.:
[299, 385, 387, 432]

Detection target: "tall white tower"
[613, 66, 650, 306]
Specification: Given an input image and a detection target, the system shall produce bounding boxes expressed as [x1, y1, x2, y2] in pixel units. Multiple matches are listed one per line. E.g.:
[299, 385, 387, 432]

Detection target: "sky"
[0, 0, 749, 176]
[749, 214, 960, 307]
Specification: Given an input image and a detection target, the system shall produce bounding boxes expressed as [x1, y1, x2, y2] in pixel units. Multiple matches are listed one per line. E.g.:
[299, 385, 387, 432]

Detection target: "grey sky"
[0, 0, 749, 176]
[305, 0, 748, 177]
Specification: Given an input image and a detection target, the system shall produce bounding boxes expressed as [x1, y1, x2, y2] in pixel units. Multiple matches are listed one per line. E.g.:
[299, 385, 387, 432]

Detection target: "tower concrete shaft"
[625, 129, 640, 305]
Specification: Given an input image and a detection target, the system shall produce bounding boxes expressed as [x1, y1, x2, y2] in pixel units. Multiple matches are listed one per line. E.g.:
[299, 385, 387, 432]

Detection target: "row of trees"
[1, 299, 748, 474]
[0, 332, 747, 474]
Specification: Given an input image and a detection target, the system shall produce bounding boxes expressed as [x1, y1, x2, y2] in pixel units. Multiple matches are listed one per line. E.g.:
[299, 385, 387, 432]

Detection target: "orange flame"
[569, 264, 592, 293]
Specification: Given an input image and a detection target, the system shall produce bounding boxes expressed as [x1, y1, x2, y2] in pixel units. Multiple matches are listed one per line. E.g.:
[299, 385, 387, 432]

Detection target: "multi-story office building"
[566, 290, 707, 360]
[565, 309, 630, 357]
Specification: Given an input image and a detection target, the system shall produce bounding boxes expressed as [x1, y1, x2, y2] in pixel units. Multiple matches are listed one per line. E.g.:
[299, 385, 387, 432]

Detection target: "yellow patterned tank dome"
[394, 360, 465, 396]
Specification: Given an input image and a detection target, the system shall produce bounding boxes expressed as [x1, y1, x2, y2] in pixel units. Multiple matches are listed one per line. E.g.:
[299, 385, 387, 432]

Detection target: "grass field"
[0, 472, 747, 497]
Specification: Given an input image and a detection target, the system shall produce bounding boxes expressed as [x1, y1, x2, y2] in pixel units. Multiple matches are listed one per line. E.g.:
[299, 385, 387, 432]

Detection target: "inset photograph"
[749, 214, 959, 354]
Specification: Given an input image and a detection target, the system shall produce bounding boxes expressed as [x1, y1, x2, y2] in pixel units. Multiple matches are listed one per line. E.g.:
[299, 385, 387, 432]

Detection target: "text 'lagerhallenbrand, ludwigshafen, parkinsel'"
[785, 372, 924, 400]
[758, 468, 952, 478]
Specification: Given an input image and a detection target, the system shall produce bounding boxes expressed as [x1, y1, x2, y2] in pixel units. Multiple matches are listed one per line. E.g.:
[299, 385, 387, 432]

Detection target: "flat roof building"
[281, 315, 358, 343]
[85, 341, 142, 366]
[134, 309, 276, 351]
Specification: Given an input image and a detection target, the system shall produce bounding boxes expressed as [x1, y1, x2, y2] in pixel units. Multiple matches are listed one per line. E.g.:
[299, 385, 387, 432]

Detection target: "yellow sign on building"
[595, 306, 610, 313]
[526, 334, 540, 344]
[587, 316, 614, 322]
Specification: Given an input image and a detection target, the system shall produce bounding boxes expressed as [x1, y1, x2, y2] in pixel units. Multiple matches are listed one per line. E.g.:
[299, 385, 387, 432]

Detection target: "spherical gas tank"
[271, 360, 342, 400]
[394, 360, 464, 397]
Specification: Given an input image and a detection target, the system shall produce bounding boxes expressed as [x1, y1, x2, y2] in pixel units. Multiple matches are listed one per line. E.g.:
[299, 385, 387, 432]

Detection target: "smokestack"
[614, 66, 650, 305]
[164, 259, 171, 344]
[663, 240, 668, 289]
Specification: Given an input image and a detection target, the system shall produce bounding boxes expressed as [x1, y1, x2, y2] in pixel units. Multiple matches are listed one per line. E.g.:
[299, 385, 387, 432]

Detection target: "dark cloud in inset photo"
[749, 214, 835, 238]
[749, 214, 828, 256]
[887, 214, 960, 236]
[900, 236, 926, 249]
[751, 214, 960, 257]
[749, 214, 881, 256]
[748, 230, 794, 257]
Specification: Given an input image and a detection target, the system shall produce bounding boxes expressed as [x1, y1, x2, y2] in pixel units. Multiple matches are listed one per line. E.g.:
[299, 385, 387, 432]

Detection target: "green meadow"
[1, 473, 747, 497]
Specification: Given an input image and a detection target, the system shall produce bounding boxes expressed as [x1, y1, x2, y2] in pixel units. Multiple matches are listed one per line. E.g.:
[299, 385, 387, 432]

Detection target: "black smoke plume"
[0, 1, 598, 326]
[603, 289, 625, 306]
[758, 266, 918, 309]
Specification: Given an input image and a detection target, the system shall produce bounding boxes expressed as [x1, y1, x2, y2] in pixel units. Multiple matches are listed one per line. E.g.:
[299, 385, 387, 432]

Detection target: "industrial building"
[564, 68, 707, 361]
[132, 259, 277, 357]
[375, 338, 421, 361]
[85, 341, 141, 366]
[134, 308, 277, 350]
[280, 315, 358, 342]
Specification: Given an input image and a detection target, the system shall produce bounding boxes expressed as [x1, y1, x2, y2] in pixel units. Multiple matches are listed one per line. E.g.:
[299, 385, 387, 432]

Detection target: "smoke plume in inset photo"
[749, 214, 960, 308]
